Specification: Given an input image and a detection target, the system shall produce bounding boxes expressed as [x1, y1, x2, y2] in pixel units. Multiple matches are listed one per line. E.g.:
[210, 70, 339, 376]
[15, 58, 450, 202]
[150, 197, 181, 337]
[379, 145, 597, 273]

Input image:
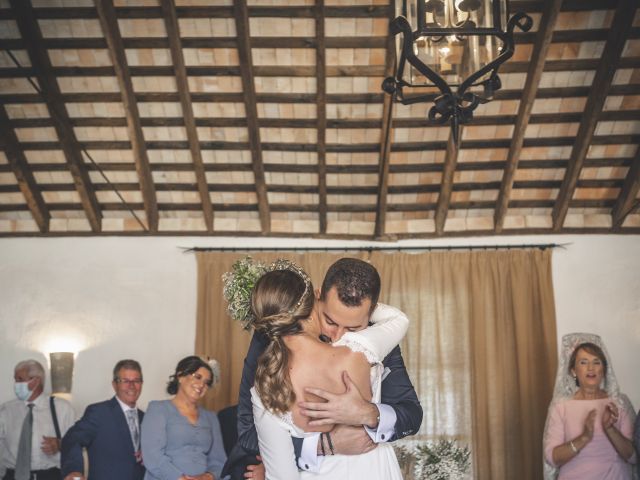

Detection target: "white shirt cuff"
[364, 403, 397, 443]
[298, 433, 323, 472]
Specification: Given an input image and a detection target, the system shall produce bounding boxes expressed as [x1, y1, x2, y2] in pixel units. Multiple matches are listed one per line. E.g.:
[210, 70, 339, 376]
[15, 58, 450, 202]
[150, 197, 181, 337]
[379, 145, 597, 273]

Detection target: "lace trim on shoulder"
[334, 337, 380, 364]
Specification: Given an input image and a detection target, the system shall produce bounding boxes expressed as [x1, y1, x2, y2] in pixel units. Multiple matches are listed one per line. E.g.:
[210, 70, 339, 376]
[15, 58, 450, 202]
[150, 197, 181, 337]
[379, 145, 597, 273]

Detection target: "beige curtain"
[195, 249, 557, 479]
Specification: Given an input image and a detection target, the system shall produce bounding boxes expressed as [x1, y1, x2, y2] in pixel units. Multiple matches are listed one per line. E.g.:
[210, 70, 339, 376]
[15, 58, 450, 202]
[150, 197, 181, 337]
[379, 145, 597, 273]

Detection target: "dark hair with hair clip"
[166, 356, 213, 395]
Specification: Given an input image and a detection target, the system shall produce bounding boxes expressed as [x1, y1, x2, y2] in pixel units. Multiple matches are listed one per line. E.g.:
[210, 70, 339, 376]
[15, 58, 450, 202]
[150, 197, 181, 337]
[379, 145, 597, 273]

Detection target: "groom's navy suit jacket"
[61, 396, 145, 480]
[222, 329, 423, 479]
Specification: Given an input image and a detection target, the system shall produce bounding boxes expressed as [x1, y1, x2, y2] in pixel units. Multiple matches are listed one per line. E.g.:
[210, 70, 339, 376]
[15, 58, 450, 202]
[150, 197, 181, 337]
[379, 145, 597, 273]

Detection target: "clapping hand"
[602, 402, 619, 431]
[581, 409, 597, 443]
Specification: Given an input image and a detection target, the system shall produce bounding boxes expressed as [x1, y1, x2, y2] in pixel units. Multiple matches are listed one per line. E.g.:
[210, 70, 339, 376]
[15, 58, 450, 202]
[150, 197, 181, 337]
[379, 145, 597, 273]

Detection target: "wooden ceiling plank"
[160, 0, 213, 232]
[0, 106, 50, 232]
[434, 130, 462, 235]
[374, 9, 397, 240]
[95, 0, 159, 232]
[10, 0, 102, 232]
[552, 0, 638, 230]
[611, 145, 640, 228]
[494, 0, 562, 232]
[316, 0, 327, 234]
[234, 0, 271, 233]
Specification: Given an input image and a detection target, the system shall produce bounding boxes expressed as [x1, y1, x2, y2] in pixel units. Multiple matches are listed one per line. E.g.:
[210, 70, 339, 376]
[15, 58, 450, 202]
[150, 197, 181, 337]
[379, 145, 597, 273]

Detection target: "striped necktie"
[15, 403, 34, 480]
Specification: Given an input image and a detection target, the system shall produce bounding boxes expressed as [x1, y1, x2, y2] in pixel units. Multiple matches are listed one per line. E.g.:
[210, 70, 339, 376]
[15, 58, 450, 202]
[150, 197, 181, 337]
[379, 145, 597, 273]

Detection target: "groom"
[222, 258, 422, 479]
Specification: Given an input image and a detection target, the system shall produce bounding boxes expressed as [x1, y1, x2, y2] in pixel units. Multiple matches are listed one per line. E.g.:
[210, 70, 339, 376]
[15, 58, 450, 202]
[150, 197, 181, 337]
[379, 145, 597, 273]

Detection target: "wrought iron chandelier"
[382, 0, 533, 141]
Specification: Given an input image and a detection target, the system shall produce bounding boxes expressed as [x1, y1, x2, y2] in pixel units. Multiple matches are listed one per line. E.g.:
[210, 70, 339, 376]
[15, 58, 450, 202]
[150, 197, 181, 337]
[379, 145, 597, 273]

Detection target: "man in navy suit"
[223, 258, 423, 480]
[61, 360, 145, 480]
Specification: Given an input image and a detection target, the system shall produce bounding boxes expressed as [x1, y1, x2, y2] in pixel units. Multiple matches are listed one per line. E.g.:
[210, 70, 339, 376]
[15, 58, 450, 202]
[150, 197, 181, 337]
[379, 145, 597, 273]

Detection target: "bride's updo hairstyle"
[252, 268, 314, 414]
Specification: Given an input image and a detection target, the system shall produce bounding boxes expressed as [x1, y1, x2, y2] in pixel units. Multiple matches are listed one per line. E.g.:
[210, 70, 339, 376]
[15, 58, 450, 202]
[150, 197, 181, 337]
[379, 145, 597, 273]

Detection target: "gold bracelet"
[569, 440, 579, 454]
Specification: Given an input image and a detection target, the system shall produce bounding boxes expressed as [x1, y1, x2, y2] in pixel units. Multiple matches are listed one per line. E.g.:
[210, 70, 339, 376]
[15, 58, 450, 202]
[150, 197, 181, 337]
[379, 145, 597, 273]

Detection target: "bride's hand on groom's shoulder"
[326, 425, 377, 455]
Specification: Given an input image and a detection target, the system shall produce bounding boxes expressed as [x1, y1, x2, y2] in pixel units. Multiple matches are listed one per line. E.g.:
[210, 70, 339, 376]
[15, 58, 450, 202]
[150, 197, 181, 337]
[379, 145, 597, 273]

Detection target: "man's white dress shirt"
[0, 393, 75, 472]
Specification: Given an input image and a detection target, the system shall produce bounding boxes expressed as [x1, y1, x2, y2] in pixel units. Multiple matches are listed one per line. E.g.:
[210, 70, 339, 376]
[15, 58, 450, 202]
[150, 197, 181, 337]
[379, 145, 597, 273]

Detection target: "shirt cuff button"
[305, 464, 309, 470]
[381, 434, 385, 440]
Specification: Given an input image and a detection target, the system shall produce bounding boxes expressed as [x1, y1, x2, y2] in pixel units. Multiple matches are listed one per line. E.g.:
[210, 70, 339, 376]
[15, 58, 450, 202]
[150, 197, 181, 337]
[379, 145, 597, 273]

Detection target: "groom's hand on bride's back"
[323, 425, 376, 455]
[299, 372, 379, 428]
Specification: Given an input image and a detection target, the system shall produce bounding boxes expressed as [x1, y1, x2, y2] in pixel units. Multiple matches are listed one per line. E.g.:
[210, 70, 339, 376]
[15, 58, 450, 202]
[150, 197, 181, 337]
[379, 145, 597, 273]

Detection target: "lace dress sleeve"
[335, 303, 409, 364]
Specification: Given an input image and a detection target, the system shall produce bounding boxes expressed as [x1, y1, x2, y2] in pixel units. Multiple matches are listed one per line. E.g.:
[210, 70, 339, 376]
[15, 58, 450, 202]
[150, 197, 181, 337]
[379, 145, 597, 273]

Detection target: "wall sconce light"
[50, 352, 74, 394]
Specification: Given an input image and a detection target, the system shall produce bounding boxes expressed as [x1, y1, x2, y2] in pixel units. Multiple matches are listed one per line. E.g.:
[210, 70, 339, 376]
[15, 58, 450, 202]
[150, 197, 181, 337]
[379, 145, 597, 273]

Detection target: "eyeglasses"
[115, 378, 143, 386]
[190, 372, 213, 387]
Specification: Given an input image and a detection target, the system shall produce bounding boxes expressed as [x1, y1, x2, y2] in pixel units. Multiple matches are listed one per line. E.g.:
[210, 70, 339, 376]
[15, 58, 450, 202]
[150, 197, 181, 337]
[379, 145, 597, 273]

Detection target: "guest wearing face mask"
[0, 359, 75, 480]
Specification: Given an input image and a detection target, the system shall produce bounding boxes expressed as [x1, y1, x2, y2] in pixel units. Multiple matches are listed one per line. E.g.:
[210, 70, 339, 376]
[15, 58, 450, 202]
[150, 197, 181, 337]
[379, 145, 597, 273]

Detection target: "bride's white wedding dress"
[252, 304, 408, 480]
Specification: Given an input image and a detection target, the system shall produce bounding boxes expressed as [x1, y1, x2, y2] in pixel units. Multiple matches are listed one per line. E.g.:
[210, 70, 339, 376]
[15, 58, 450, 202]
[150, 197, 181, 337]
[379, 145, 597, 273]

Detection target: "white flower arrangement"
[394, 439, 471, 480]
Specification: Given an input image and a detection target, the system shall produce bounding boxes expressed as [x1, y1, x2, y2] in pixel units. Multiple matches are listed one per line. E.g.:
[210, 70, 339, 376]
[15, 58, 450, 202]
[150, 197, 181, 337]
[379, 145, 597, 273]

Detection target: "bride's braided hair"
[252, 268, 313, 414]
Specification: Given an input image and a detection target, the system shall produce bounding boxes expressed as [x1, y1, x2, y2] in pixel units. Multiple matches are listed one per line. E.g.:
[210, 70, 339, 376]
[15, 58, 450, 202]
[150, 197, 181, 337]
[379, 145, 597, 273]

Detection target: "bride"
[249, 263, 406, 480]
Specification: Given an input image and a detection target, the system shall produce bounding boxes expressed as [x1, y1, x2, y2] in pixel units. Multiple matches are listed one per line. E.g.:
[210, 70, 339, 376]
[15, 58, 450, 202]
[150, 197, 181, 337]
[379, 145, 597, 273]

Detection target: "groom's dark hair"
[320, 258, 380, 314]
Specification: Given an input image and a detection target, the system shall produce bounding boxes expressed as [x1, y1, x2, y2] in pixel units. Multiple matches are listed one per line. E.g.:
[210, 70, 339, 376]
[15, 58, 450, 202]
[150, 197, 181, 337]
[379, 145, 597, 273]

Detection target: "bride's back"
[284, 334, 372, 432]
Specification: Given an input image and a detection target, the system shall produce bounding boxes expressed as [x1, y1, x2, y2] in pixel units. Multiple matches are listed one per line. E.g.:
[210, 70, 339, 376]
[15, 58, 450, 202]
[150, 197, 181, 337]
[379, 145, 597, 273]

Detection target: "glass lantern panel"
[403, 33, 505, 89]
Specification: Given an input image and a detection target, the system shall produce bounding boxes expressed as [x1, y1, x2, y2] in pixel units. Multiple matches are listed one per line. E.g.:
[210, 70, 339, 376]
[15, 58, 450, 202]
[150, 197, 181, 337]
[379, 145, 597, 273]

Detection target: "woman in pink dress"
[543, 333, 636, 479]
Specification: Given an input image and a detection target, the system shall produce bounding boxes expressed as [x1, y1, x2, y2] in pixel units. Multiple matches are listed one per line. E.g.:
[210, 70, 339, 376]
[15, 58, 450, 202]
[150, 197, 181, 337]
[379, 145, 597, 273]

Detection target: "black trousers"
[3, 467, 61, 480]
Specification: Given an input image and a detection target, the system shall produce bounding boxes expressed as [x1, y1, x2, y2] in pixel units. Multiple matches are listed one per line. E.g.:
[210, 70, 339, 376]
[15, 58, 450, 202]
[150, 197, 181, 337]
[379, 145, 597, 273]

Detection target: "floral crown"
[222, 256, 311, 330]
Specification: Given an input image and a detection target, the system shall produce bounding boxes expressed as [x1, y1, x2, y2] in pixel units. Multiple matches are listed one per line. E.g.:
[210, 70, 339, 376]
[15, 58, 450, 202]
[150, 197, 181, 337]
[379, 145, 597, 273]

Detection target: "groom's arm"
[379, 344, 422, 441]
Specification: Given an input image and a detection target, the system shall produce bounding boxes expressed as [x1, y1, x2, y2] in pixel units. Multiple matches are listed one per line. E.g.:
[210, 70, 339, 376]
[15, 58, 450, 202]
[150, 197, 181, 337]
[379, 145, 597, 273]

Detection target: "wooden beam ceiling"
[611, 145, 640, 228]
[160, 0, 213, 232]
[95, 0, 159, 232]
[315, 0, 327, 234]
[494, 0, 562, 232]
[234, 0, 270, 233]
[11, 0, 102, 232]
[374, 10, 397, 240]
[552, 0, 638, 230]
[0, 106, 50, 232]
[435, 130, 462, 235]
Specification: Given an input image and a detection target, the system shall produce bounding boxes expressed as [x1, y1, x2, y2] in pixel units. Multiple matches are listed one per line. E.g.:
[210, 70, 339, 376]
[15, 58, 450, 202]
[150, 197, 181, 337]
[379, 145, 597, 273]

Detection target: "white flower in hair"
[207, 358, 221, 386]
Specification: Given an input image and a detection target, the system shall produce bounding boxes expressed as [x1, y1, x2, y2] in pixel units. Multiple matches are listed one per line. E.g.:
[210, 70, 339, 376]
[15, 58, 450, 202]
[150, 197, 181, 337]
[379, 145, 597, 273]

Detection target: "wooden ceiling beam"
[552, 0, 637, 230]
[495, 0, 562, 232]
[8, 58, 640, 77]
[315, 0, 327, 234]
[95, 0, 158, 232]
[611, 145, 640, 228]
[374, 8, 397, 240]
[10, 0, 102, 232]
[434, 130, 462, 235]
[14, 134, 639, 153]
[0, 106, 50, 232]
[12, 109, 640, 130]
[5, 84, 640, 105]
[161, 0, 213, 232]
[234, 0, 270, 233]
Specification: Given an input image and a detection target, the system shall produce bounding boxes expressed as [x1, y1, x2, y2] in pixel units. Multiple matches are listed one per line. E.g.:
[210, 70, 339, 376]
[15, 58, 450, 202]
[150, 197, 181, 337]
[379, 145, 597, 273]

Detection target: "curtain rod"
[182, 243, 567, 253]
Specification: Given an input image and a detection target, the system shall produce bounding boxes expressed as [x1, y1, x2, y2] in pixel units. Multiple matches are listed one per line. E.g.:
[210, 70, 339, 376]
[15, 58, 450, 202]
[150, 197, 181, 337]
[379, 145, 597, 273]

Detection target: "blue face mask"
[14, 381, 33, 401]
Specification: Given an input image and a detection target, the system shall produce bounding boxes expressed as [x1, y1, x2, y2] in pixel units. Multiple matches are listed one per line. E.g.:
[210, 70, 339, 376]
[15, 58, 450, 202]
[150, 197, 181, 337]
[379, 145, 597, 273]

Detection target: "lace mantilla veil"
[542, 332, 637, 480]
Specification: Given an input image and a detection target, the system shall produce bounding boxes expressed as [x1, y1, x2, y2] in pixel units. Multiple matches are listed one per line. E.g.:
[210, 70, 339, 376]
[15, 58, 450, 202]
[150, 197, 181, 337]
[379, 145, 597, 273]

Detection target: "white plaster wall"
[0, 235, 638, 417]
